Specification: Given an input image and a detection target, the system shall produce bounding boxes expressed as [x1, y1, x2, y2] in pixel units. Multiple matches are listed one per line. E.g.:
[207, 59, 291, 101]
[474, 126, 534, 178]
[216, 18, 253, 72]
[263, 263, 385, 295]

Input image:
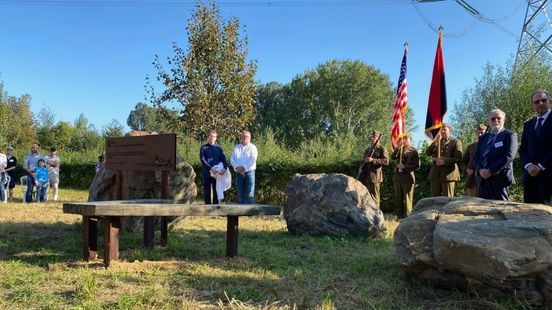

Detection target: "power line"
[0, 0, 413, 7]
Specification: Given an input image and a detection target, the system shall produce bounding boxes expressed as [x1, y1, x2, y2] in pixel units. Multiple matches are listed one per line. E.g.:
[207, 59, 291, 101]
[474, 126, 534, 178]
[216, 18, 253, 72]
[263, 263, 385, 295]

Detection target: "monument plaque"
[105, 134, 176, 171]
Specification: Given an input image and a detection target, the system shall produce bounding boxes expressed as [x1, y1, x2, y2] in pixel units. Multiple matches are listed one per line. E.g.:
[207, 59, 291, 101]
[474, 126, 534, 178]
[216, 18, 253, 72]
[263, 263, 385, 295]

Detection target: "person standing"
[473, 109, 518, 200]
[0, 147, 7, 203]
[391, 135, 420, 218]
[357, 130, 389, 207]
[200, 130, 227, 204]
[23, 143, 42, 203]
[519, 89, 552, 204]
[45, 147, 61, 201]
[230, 130, 258, 204]
[426, 123, 463, 197]
[5, 146, 17, 201]
[461, 124, 487, 196]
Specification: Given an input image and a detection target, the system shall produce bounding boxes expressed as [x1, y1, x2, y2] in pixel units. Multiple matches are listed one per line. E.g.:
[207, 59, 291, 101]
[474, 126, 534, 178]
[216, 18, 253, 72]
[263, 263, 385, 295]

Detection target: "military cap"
[476, 123, 487, 131]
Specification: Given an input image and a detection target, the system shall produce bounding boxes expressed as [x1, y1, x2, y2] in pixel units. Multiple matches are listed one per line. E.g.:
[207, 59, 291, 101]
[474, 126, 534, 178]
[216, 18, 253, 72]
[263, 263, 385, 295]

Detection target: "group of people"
[21, 143, 61, 203]
[359, 89, 551, 218]
[200, 130, 258, 205]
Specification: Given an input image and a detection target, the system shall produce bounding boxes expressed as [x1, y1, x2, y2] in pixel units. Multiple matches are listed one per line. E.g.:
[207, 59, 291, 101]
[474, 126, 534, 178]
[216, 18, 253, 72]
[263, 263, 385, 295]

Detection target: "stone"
[284, 173, 386, 238]
[394, 196, 552, 306]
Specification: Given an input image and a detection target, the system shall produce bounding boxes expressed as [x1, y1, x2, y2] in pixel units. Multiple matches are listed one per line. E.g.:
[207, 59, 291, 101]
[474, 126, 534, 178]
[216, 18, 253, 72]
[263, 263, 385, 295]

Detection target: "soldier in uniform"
[358, 130, 389, 207]
[391, 134, 420, 218]
[460, 124, 487, 196]
[426, 123, 463, 197]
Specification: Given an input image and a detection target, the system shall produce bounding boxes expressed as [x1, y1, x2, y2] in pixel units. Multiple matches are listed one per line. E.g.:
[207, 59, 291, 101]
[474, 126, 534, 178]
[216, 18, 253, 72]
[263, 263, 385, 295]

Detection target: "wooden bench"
[63, 200, 282, 267]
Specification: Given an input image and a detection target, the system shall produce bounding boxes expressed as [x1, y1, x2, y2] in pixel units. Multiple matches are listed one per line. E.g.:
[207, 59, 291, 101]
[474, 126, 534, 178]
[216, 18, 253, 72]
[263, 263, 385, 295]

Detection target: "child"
[35, 159, 49, 202]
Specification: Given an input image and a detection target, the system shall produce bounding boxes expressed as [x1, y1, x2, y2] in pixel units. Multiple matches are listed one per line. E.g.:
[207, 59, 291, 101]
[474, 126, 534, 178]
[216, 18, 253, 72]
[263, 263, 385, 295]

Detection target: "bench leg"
[104, 216, 121, 267]
[160, 217, 168, 247]
[226, 216, 239, 257]
[143, 216, 155, 250]
[83, 216, 98, 260]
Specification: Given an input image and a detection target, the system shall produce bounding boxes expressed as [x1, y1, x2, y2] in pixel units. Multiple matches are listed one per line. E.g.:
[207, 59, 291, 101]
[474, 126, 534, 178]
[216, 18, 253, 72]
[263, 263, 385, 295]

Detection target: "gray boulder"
[284, 173, 386, 238]
[394, 196, 552, 306]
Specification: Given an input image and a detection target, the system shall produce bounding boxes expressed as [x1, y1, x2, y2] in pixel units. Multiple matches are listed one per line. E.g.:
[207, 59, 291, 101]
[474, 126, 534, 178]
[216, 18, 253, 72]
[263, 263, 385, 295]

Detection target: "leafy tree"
[150, 0, 257, 140]
[52, 121, 75, 150]
[102, 119, 125, 138]
[68, 114, 102, 151]
[36, 106, 57, 149]
[127, 102, 179, 133]
[5, 94, 36, 149]
[256, 59, 395, 148]
[451, 55, 552, 145]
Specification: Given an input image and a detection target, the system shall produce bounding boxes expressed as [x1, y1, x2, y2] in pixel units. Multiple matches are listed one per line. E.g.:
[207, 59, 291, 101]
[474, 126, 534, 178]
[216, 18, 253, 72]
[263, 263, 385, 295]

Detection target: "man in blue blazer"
[474, 109, 518, 200]
[519, 89, 552, 204]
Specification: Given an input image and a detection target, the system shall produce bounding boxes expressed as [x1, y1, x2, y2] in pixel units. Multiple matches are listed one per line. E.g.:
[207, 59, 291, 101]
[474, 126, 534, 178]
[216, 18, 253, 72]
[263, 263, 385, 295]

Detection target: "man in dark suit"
[519, 89, 552, 204]
[473, 109, 518, 200]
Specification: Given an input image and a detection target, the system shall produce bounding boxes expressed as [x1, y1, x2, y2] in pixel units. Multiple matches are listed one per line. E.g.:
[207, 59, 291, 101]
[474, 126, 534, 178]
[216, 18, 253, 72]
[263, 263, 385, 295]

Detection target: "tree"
[256, 60, 395, 148]
[5, 94, 36, 149]
[102, 119, 125, 138]
[68, 114, 102, 151]
[150, 1, 257, 140]
[127, 102, 179, 133]
[36, 106, 57, 149]
[451, 55, 552, 145]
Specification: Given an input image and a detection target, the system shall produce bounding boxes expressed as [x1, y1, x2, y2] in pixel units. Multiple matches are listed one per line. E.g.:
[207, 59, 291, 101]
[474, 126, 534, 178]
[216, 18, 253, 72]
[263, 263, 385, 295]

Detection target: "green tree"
[5, 94, 37, 149]
[102, 119, 125, 138]
[256, 60, 395, 148]
[127, 102, 179, 133]
[68, 114, 102, 151]
[36, 106, 57, 149]
[451, 55, 552, 145]
[52, 121, 75, 150]
[150, 0, 257, 140]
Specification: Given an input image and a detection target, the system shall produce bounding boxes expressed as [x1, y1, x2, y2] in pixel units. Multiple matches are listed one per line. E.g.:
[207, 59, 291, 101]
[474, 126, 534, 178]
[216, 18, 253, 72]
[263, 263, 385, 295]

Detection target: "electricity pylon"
[514, 0, 552, 69]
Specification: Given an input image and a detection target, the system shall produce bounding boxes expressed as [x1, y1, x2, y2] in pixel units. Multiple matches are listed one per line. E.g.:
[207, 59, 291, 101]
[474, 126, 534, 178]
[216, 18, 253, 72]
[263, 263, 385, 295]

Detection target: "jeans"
[37, 181, 49, 202]
[26, 175, 36, 202]
[0, 173, 6, 202]
[236, 170, 255, 204]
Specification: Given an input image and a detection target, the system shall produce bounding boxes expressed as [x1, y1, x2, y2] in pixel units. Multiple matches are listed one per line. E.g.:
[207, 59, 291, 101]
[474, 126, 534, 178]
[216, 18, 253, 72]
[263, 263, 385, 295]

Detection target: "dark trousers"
[478, 178, 509, 201]
[203, 176, 218, 204]
[523, 173, 551, 204]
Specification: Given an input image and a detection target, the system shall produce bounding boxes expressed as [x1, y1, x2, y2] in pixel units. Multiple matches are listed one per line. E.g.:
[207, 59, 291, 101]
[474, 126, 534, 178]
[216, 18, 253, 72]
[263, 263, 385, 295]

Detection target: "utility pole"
[514, 0, 552, 69]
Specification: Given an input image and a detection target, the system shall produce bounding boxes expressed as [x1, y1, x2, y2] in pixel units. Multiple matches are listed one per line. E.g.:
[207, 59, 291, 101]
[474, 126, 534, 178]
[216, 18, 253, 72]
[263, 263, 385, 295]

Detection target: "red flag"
[391, 47, 408, 150]
[424, 31, 447, 140]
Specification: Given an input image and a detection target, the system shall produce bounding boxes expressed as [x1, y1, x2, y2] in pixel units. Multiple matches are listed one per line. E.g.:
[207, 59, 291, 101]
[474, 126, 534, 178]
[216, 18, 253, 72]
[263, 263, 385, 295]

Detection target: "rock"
[284, 173, 386, 238]
[394, 196, 552, 306]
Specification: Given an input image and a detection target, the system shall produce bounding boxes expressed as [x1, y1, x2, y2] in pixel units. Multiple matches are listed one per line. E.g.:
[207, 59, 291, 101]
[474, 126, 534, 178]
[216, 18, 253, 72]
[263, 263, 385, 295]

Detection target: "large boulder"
[284, 173, 386, 238]
[394, 196, 552, 306]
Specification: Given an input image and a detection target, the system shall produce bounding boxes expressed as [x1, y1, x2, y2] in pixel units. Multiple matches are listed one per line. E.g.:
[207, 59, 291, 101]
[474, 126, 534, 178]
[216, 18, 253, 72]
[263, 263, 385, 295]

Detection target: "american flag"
[390, 49, 408, 150]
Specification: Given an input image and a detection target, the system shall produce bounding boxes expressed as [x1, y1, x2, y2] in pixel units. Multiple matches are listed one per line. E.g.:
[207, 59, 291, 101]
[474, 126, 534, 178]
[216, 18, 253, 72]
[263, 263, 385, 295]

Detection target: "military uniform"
[358, 143, 389, 207]
[460, 142, 478, 196]
[426, 137, 463, 197]
[391, 145, 420, 218]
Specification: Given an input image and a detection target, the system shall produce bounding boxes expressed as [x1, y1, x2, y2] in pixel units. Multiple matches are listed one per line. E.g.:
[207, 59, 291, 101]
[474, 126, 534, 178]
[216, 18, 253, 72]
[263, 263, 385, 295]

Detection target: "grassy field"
[0, 189, 524, 309]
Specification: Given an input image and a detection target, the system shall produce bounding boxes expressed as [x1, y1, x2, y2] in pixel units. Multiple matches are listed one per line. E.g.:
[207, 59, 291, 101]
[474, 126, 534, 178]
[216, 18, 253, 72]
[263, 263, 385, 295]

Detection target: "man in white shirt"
[230, 130, 258, 204]
[45, 147, 61, 201]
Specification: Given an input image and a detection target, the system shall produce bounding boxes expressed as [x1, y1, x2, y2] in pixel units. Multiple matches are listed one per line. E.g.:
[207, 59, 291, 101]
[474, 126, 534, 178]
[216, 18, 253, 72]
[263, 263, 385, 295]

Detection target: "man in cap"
[426, 123, 463, 197]
[358, 130, 389, 207]
[390, 134, 420, 218]
[461, 124, 487, 196]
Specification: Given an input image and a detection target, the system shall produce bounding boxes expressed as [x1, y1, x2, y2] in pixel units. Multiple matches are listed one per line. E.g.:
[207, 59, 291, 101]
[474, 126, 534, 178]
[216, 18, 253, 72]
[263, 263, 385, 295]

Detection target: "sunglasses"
[533, 98, 548, 104]
[490, 117, 502, 121]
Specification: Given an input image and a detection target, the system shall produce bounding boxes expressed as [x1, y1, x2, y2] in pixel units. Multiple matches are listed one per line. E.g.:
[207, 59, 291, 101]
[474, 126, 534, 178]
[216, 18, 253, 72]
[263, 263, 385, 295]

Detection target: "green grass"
[0, 189, 524, 309]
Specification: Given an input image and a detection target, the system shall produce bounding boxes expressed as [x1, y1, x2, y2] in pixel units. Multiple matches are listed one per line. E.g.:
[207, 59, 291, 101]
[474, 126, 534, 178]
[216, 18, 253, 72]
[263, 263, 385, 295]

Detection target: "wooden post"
[226, 216, 239, 257]
[160, 171, 169, 247]
[143, 217, 155, 250]
[103, 216, 121, 267]
[83, 216, 98, 260]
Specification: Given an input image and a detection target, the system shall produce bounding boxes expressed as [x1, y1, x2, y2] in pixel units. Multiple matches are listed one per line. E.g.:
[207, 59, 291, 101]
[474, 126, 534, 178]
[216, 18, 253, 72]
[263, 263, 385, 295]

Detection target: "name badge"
[494, 141, 504, 148]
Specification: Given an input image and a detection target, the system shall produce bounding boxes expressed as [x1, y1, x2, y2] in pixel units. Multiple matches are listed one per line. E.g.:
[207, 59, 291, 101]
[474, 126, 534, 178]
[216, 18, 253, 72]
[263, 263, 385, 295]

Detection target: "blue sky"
[0, 0, 525, 145]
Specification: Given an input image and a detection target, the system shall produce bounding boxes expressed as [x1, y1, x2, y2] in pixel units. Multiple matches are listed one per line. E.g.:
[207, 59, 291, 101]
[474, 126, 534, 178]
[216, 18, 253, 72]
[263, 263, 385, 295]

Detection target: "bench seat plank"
[63, 200, 281, 217]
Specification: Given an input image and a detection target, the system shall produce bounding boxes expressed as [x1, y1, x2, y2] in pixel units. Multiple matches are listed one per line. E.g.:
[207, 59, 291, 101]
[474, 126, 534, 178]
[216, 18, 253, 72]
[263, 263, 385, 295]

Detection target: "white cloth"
[0, 153, 6, 171]
[210, 162, 231, 200]
[230, 143, 258, 172]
